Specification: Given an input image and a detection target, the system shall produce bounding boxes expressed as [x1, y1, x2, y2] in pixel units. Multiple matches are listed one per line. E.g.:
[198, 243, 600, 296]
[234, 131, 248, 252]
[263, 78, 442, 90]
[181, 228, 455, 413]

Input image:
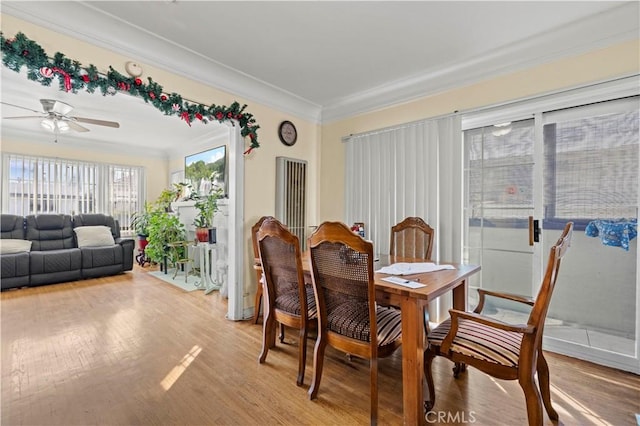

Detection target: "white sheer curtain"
[345, 115, 462, 319]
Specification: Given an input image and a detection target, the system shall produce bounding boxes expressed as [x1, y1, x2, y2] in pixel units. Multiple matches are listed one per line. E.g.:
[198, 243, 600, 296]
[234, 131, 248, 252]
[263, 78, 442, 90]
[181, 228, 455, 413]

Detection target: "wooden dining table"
[372, 255, 480, 425]
[256, 253, 480, 425]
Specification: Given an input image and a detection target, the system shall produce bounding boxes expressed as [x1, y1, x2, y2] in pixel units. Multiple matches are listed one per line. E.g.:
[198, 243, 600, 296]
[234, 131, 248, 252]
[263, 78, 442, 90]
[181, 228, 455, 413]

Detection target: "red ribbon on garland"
[180, 111, 191, 127]
[52, 67, 72, 92]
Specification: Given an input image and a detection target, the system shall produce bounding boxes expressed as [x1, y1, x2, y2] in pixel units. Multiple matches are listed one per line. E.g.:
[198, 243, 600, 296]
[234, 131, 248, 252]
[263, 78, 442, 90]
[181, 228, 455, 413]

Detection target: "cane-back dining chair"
[252, 216, 275, 324]
[390, 216, 435, 260]
[390, 216, 435, 331]
[257, 217, 317, 386]
[307, 221, 402, 425]
[424, 222, 573, 426]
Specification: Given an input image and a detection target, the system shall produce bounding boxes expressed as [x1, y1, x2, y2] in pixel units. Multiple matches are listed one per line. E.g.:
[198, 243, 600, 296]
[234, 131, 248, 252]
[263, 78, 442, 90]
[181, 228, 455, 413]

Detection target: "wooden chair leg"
[297, 325, 307, 387]
[268, 318, 277, 349]
[370, 357, 379, 426]
[423, 307, 431, 335]
[258, 310, 275, 364]
[453, 362, 466, 378]
[279, 323, 286, 343]
[423, 350, 437, 412]
[253, 277, 263, 324]
[520, 374, 544, 426]
[537, 350, 559, 421]
[308, 332, 327, 400]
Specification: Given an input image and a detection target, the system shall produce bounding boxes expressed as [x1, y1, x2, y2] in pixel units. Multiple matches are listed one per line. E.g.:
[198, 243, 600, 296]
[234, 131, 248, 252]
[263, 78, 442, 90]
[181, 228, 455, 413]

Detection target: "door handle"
[528, 216, 540, 246]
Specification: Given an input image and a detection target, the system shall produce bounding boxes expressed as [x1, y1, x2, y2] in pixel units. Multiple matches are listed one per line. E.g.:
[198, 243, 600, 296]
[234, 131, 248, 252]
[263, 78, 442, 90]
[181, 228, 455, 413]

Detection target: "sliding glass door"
[464, 118, 537, 308]
[463, 93, 639, 373]
[541, 98, 638, 370]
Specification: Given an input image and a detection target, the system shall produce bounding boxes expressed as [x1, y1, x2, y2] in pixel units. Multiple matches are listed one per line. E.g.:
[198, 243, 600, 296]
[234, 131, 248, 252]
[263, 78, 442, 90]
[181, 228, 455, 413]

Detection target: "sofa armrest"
[116, 238, 135, 271]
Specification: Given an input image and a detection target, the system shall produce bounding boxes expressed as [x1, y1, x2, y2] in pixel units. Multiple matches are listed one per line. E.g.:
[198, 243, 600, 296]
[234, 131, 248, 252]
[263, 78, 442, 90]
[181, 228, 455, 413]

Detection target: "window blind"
[2, 153, 144, 232]
[543, 97, 639, 221]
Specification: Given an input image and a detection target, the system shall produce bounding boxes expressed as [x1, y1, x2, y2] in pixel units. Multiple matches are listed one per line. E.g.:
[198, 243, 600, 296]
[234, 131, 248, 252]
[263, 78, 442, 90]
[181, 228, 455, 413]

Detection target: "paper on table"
[376, 262, 455, 275]
[382, 276, 426, 289]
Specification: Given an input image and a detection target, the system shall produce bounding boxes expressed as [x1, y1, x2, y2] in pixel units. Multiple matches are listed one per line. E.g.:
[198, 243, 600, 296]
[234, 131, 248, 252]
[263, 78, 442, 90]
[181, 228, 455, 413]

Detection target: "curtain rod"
[342, 111, 459, 142]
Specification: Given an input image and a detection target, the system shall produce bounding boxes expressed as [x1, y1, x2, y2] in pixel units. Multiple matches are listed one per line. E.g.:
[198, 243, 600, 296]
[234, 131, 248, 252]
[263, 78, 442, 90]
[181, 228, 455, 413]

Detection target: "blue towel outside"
[585, 219, 637, 251]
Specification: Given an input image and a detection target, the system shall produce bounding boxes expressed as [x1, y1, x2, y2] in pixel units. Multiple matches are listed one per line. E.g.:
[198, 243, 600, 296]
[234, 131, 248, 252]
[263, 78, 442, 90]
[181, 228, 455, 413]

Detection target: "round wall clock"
[278, 120, 297, 146]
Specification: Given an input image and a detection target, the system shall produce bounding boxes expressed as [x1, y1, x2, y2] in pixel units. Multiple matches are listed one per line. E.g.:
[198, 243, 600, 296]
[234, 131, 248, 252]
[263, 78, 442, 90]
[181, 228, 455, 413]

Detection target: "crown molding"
[320, 2, 640, 123]
[1, 2, 323, 123]
[3, 2, 637, 126]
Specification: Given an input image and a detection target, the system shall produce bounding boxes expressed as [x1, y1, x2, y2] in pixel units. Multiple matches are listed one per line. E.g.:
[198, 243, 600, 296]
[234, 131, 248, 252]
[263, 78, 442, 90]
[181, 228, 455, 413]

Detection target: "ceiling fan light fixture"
[57, 120, 70, 132]
[41, 118, 70, 133]
[40, 118, 54, 131]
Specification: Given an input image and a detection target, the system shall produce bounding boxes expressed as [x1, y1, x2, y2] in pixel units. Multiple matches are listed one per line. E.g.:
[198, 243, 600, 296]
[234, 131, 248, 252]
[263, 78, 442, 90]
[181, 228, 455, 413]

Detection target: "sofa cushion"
[26, 215, 75, 251]
[0, 239, 32, 254]
[74, 226, 115, 248]
[1, 252, 30, 289]
[73, 214, 120, 239]
[80, 245, 123, 268]
[30, 248, 82, 275]
[1, 214, 25, 239]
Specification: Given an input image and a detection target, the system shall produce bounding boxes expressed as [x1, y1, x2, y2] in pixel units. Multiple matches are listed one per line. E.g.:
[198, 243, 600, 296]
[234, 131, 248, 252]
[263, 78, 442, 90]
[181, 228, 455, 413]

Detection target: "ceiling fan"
[2, 99, 120, 134]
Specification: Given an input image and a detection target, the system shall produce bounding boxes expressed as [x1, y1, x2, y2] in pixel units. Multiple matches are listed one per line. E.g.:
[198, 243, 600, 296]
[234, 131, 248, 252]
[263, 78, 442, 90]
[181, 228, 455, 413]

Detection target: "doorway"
[463, 91, 639, 373]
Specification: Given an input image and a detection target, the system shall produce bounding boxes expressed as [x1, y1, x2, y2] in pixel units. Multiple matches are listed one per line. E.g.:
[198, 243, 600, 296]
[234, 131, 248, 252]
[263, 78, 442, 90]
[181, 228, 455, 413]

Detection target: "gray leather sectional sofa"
[1, 213, 134, 290]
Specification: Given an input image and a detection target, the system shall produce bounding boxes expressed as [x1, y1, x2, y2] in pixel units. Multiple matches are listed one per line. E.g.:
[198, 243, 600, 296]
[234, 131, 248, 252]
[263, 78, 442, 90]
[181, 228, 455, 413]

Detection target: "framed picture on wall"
[185, 145, 227, 196]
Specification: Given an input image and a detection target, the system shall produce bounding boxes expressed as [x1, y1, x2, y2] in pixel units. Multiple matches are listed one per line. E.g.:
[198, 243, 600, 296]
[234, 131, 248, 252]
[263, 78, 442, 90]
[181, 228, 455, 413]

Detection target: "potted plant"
[173, 181, 197, 202]
[155, 187, 179, 212]
[145, 211, 187, 266]
[193, 187, 222, 242]
[130, 202, 155, 252]
[131, 202, 154, 236]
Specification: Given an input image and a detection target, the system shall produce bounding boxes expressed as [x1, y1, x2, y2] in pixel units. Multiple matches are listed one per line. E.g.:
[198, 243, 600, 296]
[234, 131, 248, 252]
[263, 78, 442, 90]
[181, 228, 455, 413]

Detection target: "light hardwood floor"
[2, 266, 638, 426]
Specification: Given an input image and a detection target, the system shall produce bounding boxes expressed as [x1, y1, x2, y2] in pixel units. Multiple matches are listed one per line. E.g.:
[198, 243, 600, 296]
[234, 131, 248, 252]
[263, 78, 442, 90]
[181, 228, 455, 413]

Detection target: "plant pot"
[137, 234, 149, 251]
[196, 227, 209, 243]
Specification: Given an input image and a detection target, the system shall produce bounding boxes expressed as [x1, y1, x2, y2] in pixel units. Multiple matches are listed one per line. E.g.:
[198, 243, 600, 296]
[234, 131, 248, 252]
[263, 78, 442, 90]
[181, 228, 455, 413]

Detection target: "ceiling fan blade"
[73, 116, 120, 128]
[3, 115, 43, 120]
[67, 120, 90, 132]
[1, 102, 42, 114]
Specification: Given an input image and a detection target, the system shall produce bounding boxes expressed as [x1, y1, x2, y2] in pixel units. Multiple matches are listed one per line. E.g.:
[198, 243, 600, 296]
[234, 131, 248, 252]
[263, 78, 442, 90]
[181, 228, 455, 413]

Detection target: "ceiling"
[1, 1, 638, 154]
[1, 68, 225, 156]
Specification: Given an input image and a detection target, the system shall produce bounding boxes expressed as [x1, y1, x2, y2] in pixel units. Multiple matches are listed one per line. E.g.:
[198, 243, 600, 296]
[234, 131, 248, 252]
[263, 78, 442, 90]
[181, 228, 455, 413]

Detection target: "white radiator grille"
[276, 157, 307, 249]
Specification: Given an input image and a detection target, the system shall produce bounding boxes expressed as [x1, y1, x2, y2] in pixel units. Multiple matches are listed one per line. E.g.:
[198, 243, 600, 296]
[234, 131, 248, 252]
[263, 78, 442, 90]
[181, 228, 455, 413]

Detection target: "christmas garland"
[0, 32, 260, 152]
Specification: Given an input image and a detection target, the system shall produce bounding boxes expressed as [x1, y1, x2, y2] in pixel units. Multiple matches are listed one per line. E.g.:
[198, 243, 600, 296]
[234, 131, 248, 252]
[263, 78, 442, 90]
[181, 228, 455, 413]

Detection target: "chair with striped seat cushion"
[252, 216, 275, 324]
[257, 218, 316, 387]
[427, 318, 522, 368]
[325, 303, 402, 347]
[307, 221, 402, 426]
[275, 285, 317, 318]
[424, 222, 573, 426]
